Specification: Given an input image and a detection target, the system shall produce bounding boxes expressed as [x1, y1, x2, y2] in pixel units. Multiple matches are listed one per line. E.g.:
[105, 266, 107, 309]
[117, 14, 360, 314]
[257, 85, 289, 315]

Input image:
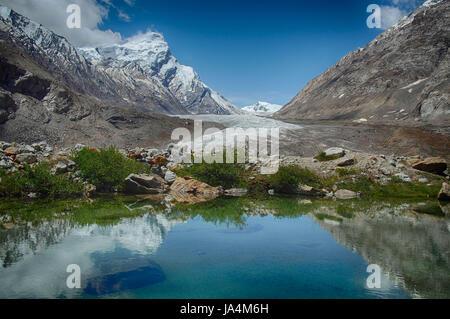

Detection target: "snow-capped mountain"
[0, 6, 240, 115]
[0, 6, 186, 115]
[242, 101, 283, 115]
[79, 32, 242, 115]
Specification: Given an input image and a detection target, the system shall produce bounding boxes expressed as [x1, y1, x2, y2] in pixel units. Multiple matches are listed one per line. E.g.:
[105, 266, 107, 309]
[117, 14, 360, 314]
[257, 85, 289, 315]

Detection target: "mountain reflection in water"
[0, 197, 448, 298]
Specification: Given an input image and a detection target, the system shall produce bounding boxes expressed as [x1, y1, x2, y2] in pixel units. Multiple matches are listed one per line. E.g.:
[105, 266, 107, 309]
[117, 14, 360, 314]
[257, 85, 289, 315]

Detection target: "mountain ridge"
[274, 0, 449, 124]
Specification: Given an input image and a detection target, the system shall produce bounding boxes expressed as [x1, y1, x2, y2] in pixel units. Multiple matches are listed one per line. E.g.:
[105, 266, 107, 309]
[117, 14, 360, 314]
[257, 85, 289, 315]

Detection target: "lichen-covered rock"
[170, 177, 220, 204]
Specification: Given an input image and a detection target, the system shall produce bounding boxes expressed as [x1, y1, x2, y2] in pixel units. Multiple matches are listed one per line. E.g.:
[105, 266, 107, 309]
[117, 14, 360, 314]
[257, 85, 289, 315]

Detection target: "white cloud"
[380, 5, 408, 29]
[0, 0, 125, 47]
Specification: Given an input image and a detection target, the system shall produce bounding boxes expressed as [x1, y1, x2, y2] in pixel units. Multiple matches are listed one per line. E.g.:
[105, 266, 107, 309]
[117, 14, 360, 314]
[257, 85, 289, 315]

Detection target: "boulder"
[16, 153, 37, 164]
[337, 158, 355, 167]
[324, 147, 345, 158]
[296, 184, 326, 197]
[164, 170, 178, 184]
[55, 161, 68, 174]
[15, 145, 35, 154]
[0, 159, 13, 169]
[335, 189, 359, 200]
[124, 174, 167, 195]
[170, 177, 220, 204]
[224, 188, 248, 197]
[438, 183, 450, 201]
[412, 157, 447, 175]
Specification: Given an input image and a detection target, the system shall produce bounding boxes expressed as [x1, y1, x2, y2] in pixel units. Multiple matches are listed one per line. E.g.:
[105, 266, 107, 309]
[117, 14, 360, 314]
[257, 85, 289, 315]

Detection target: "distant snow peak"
[242, 101, 283, 115]
[79, 30, 241, 115]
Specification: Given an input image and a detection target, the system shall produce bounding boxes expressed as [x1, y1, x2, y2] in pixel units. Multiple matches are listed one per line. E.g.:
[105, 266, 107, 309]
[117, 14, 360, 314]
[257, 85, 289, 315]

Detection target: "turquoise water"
[0, 197, 449, 299]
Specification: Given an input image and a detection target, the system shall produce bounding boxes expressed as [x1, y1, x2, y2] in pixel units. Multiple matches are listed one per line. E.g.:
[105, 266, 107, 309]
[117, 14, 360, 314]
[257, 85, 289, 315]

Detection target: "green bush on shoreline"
[177, 161, 247, 189]
[0, 163, 84, 198]
[71, 146, 150, 192]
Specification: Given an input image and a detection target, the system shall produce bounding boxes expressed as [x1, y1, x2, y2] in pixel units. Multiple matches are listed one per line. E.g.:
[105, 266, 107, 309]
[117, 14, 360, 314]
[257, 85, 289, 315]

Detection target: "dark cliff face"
[274, 0, 449, 124]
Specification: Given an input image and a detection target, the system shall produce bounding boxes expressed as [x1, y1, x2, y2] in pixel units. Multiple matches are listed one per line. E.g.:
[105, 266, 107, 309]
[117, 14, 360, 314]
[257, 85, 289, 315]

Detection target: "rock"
[147, 149, 161, 157]
[418, 178, 429, 183]
[73, 144, 86, 152]
[84, 184, 97, 197]
[335, 189, 359, 200]
[16, 153, 37, 164]
[324, 147, 345, 158]
[389, 159, 397, 167]
[124, 174, 167, 195]
[164, 170, 178, 184]
[1, 142, 11, 150]
[299, 199, 312, 205]
[4, 146, 16, 156]
[412, 157, 447, 175]
[15, 145, 35, 154]
[0, 159, 13, 169]
[55, 161, 68, 174]
[296, 184, 326, 197]
[380, 167, 392, 176]
[152, 154, 169, 167]
[170, 177, 220, 204]
[438, 183, 450, 201]
[337, 158, 355, 167]
[224, 188, 248, 197]
[268, 189, 275, 195]
[394, 172, 412, 183]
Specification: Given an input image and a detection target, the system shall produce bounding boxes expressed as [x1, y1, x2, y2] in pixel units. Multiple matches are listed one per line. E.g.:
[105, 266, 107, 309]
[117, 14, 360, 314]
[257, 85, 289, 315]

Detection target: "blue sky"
[2, 0, 425, 107]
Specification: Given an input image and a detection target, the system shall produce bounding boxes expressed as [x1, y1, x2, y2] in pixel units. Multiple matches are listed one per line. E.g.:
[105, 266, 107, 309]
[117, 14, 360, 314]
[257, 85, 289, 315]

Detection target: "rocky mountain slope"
[0, 38, 202, 148]
[79, 32, 242, 115]
[274, 0, 449, 124]
[242, 101, 282, 115]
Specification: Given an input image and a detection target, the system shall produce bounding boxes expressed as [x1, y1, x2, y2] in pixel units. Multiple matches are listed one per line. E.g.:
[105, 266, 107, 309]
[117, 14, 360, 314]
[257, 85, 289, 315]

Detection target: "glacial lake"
[0, 196, 449, 299]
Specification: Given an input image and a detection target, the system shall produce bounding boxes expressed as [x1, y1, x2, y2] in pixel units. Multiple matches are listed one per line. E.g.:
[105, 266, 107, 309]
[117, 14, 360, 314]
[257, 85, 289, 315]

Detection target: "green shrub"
[0, 163, 84, 198]
[269, 166, 322, 194]
[177, 161, 246, 189]
[336, 168, 358, 177]
[72, 146, 150, 192]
